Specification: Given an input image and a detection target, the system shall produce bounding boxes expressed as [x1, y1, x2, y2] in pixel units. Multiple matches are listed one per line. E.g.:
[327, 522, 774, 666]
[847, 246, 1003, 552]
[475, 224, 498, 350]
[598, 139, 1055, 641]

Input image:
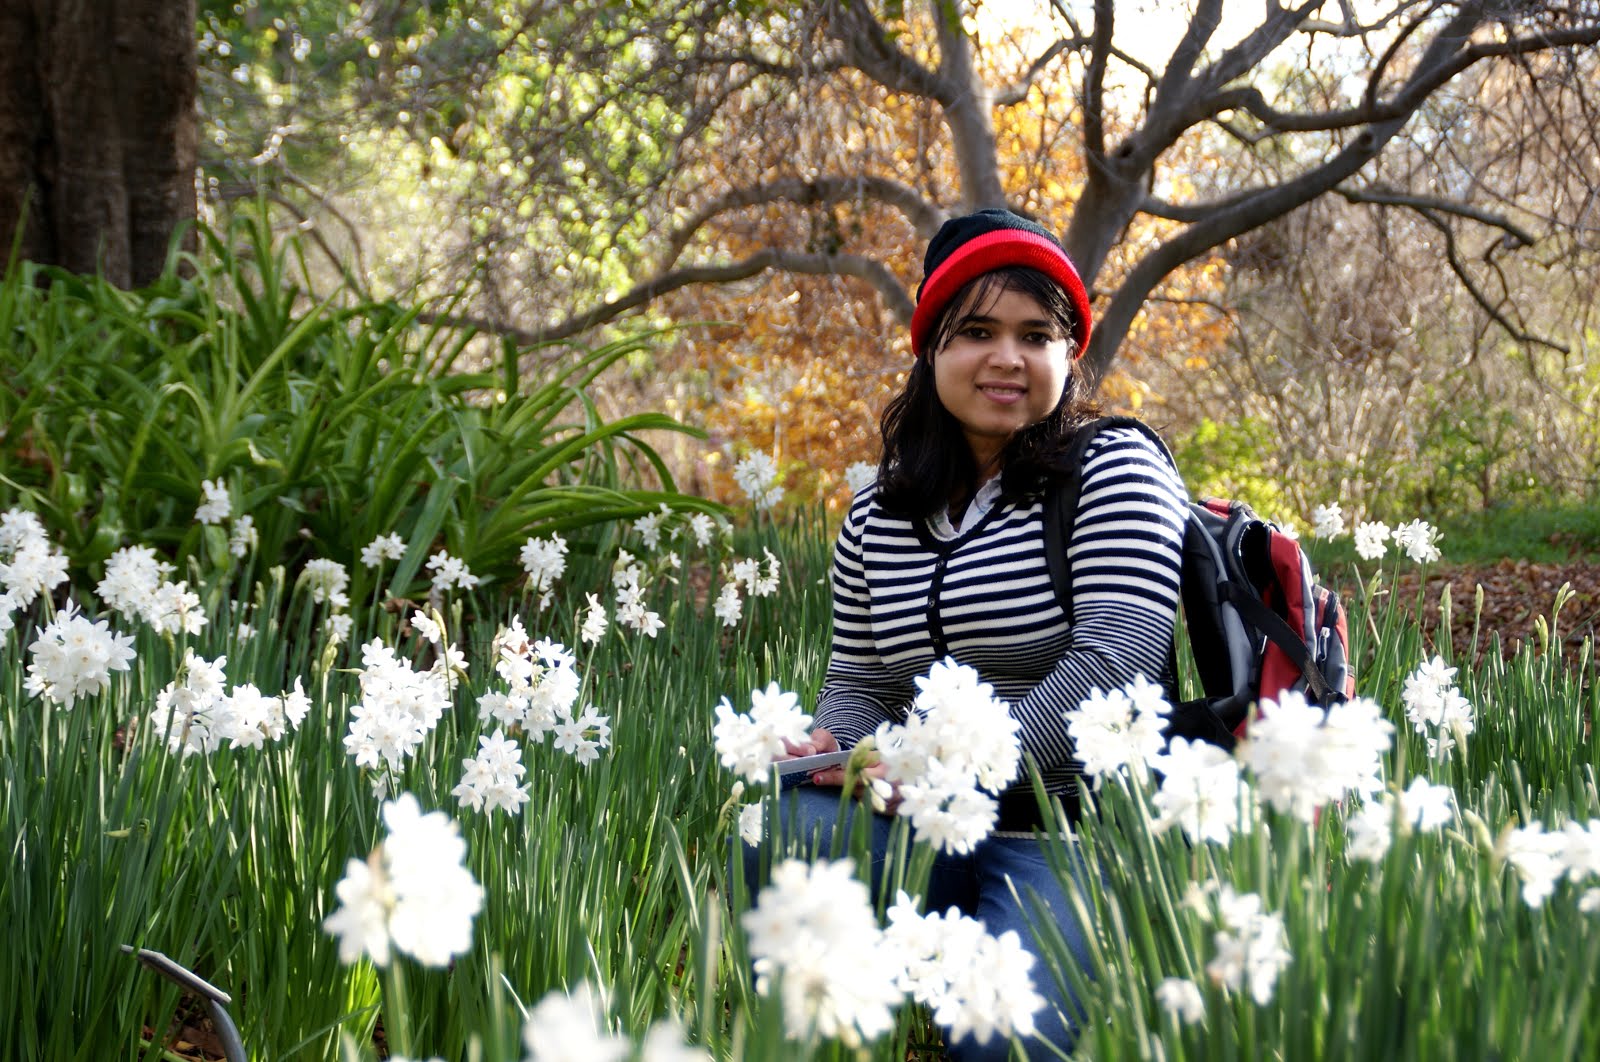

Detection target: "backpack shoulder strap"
[1043, 415, 1178, 621]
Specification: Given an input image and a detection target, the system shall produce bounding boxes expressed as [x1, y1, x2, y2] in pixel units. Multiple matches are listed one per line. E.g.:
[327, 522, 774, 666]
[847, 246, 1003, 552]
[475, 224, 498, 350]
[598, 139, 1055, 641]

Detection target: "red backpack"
[1043, 416, 1355, 749]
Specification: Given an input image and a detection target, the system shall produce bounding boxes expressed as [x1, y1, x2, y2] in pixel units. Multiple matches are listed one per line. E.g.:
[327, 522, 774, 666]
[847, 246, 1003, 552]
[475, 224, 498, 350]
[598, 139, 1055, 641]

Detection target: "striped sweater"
[814, 426, 1190, 807]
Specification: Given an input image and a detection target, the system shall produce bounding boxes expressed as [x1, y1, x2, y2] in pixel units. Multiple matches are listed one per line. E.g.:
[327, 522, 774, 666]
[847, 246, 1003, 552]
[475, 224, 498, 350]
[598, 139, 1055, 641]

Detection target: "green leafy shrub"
[0, 215, 718, 600]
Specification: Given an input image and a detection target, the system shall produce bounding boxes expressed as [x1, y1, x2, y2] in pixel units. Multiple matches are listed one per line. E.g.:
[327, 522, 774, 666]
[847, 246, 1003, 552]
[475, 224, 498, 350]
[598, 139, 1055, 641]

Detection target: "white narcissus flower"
[1310, 503, 1345, 538]
[638, 1018, 711, 1062]
[301, 558, 350, 606]
[426, 550, 480, 592]
[1396, 776, 1456, 830]
[1151, 737, 1253, 844]
[521, 982, 629, 1062]
[1503, 823, 1565, 907]
[23, 602, 137, 708]
[227, 514, 258, 557]
[1155, 977, 1206, 1024]
[687, 512, 717, 549]
[520, 533, 569, 593]
[1063, 675, 1170, 786]
[1203, 887, 1291, 1006]
[742, 859, 903, 1047]
[195, 478, 231, 524]
[453, 729, 529, 815]
[1392, 519, 1442, 564]
[411, 609, 443, 645]
[579, 592, 608, 646]
[844, 460, 877, 495]
[737, 803, 763, 847]
[1344, 799, 1394, 862]
[712, 581, 742, 627]
[713, 682, 812, 783]
[874, 658, 1022, 854]
[360, 533, 406, 567]
[732, 451, 784, 510]
[1353, 521, 1390, 561]
[1238, 691, 1393, 824]
[883, 892, 1043, 1046]
[322, 795, 484, 969]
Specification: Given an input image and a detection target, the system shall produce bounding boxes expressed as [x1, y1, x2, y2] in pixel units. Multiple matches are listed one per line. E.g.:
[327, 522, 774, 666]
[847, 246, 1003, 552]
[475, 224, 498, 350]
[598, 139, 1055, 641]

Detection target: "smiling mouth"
[978, 385, 1025, 397]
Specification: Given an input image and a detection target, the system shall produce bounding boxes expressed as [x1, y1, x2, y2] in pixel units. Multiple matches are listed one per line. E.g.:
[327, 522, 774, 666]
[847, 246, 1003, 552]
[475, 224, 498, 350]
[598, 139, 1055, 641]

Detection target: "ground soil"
[1391, 559, 1600, 673]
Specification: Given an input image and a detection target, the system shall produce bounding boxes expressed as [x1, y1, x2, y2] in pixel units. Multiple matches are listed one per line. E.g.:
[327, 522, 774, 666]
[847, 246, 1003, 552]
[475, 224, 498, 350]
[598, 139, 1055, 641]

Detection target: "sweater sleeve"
[813, 491, 914, 750]
[1009, 427, 1189, 770]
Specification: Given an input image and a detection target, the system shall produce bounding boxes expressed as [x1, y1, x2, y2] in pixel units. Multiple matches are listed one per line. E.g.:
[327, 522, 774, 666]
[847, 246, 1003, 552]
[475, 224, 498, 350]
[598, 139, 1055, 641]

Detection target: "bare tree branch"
[1336, 185, 1539, 248]
[660, 176, 946, 274]
[431, 248, 917, 347]
[994, 35, 1083, 106]
[821, 0, 951, 102]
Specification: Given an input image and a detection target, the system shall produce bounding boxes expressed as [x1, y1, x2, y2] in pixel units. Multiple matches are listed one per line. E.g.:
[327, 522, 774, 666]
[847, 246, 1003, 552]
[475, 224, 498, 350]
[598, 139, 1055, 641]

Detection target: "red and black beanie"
[910, 208, 1092, 359]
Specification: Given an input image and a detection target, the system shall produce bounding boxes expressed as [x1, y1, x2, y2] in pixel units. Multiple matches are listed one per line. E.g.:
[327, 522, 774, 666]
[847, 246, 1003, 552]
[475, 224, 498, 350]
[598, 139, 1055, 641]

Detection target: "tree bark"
[0, 0, 196, 286]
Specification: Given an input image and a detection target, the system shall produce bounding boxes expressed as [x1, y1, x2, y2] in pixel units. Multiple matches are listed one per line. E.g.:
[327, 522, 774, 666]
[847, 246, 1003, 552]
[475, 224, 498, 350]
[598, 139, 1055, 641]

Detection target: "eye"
[959, 324, 991, 340]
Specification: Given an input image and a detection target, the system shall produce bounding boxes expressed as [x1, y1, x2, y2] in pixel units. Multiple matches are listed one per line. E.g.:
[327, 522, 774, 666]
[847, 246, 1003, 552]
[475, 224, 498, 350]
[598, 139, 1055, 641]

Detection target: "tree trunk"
[0, 0, 196, 287]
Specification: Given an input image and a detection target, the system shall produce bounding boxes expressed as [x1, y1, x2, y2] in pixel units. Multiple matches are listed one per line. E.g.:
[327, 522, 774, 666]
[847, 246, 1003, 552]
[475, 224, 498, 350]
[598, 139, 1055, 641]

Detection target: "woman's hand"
[789, 728, 900, 812]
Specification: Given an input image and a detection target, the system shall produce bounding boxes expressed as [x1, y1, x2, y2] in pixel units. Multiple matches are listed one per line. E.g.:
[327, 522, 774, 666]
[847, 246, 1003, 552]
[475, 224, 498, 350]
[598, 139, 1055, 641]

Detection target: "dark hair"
[876, 266, 1100, 518]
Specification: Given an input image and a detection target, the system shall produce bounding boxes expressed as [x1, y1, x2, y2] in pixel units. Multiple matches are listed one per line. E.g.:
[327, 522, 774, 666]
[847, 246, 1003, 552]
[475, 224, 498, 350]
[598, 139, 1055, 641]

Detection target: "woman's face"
[932, 283, 1072, 472]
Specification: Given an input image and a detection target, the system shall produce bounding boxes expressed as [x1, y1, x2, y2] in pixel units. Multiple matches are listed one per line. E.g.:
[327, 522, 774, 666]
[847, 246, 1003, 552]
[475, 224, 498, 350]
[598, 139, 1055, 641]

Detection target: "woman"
[767, 209, 1188, 1060]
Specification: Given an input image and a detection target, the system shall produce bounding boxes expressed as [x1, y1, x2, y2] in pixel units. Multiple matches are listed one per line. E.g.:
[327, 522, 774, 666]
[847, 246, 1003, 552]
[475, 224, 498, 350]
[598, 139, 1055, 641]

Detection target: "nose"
[987, 335, 1025, 369]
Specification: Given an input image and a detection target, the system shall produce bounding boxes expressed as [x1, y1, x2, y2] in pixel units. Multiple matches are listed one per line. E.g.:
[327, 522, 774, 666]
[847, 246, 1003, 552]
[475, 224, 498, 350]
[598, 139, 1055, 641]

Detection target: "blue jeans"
[739, 785, 1095, 1061]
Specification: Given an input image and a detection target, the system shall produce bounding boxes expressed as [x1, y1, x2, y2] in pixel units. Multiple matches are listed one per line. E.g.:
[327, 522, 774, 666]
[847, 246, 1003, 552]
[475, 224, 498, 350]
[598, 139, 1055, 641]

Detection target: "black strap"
[1222, 582, 1336, 704]
[1045, 415, 1178, 622]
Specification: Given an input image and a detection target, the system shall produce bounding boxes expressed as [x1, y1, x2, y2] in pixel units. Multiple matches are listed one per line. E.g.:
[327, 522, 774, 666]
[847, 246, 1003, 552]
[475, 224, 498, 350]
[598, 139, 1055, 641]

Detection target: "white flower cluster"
[227, 514, 258, 558]
[150, 648, 311, 755]
[1401, 654, 1475, 756]
[520, 981, 708, 1062]
[322, 793, 484, 967]
[741, 859, 905, 1047]
[1501, 818, 1600, 909]
[360, 532, 406, 568]
[579, 592, 608, 646]
[1237, 690, 1394, 823]
[1063, 674, 1171, 786]
[874, 658, 1022, 855]
[452, 729, 529, 814]
[300, 557, 353, 643]
[1343, 776, 1457, 862]
[884, 891, 1045, 1046]
[195, 478, 232, 524]
[713, 549, 781, 628]
[1188, 884, 1293, 1006]
[843, 460, 877, 496]
[632, 504, 671, 550]
[1155, 976, 1206, 1024]
[1151, 737, 1253, 845]
[733, 451, 784, 510]
[1310, 502, 1346, 539]
[426, 549, 481, 594]
[474, 621, 610, 773]
[713, 682, 812, 783]
[612, 552, 664, 638]
[1353, 520, 1390, 560]
[520, 532, 568, 606]
[482, 620, 578, 734]
[1351, 518, 1442, 563]
[1392, 519, 1442, 563]
[741, 863, 1045, 1050]
[0, 508, 70, 631]
[98, 546, 207, 636]
[23, 601, 137, 708]
[343, 637, 457, 773]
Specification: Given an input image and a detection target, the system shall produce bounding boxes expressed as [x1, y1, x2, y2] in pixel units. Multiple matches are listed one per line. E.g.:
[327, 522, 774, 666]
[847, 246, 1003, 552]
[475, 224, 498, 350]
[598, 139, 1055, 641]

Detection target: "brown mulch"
[1390, 559, 1600, 671]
